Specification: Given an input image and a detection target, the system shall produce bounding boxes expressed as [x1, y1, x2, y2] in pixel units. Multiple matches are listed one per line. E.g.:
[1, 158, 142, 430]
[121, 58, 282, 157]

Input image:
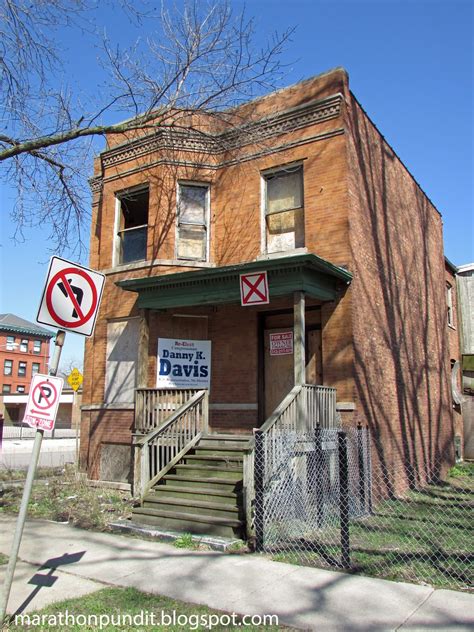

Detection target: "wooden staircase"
[131, 434, 250, 538]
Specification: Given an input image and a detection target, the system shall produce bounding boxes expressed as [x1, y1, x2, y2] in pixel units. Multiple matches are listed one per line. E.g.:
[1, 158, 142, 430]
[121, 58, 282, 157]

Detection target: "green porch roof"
[116, 254, 352, 309]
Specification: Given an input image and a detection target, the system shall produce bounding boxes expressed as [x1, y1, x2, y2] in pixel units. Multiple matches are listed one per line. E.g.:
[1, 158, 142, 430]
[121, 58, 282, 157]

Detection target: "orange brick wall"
[345, 92, 456, 486]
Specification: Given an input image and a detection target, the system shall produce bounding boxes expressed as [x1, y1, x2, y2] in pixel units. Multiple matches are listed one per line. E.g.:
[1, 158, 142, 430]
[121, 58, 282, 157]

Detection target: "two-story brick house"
[81, 67, 458, 535]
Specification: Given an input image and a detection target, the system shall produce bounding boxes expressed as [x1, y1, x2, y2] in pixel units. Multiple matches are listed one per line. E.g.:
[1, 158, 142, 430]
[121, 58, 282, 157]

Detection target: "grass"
[270, 463, 474, 591]
[0, 553, 8, 565]
[0, 467, 63, 482]
[4, 587, 287, 631]
[0, 464, 133, 531]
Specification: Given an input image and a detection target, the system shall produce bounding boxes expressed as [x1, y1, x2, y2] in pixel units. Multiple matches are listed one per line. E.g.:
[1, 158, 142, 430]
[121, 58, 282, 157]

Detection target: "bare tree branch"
[0, 0, 293, 257]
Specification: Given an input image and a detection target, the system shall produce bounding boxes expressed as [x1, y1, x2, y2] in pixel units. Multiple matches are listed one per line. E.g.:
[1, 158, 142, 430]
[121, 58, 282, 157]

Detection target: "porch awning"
[116, 253, 352, 309]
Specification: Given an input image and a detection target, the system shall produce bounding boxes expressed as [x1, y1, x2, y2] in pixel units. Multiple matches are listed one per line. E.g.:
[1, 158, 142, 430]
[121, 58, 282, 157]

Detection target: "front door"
[260, 308, 323, 423]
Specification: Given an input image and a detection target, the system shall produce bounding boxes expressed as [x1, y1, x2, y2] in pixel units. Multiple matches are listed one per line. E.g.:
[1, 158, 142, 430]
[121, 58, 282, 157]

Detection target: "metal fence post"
[313, 423, 324, 527]
[357, 422, 366, 512]
[338, 430, 351, 568]
[366, 424, 373, 514]
[254, 430, 265, 552]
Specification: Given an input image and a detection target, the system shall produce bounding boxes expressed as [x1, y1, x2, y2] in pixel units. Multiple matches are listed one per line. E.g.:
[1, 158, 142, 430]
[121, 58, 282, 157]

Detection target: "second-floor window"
[2, 384, 11, 393]
[115, 186, 149, 265]
[33, 340, 42, 354]
[263, 164, 304, 254]
[18, 361, 27, 377]
[176, 183, 209, 261]
[16, 385, 25, 393]
[4, 359, 12, 376]
[32, 362, 41, 376]
[446, 283, 455, 327]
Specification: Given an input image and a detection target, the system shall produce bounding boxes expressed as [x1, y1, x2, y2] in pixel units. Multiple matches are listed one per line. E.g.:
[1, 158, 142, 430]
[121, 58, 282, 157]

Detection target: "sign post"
[0, 258, 104, 625]
[0, 330, 65, 625]
[67, 368, 83, 471]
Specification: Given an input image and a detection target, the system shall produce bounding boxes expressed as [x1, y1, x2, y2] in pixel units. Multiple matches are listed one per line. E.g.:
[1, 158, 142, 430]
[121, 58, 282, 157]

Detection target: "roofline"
[457, 262, 474, 273]
[0, 325, 54, 339]
[445, 256, 458, 273]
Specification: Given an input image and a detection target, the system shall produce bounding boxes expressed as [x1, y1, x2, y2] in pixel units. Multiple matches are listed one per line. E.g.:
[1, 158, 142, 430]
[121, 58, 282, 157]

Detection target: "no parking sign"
[37, 257, 105, 337]
[23, 374, 64, 431]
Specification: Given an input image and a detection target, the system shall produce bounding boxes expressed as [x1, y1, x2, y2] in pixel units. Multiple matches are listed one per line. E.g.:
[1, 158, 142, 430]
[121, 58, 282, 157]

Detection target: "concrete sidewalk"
[0, 438, 76, 469]
[0, 514, 472, 631]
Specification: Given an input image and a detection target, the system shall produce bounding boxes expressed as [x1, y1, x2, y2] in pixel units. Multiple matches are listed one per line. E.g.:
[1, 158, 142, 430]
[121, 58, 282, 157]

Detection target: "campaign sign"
[269, 331, 294, 356]
[23, 374, 64, 431]
[157, 338, 211, 389]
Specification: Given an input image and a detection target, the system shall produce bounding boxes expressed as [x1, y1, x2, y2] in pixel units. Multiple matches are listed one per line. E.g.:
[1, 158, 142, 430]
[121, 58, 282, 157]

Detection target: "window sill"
[448, 324, 457, 331]
[256, 247, 308, 261]
[104, 258, 216, 275]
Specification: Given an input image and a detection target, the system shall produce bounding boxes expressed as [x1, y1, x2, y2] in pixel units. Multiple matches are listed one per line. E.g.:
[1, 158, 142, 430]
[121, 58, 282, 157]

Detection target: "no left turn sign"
[23, 374, 64, 431]
[37, 257, 105, 337]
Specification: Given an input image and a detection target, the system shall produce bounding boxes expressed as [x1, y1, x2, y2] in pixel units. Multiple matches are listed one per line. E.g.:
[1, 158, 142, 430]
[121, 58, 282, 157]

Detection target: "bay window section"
[176, 183, 209, 261]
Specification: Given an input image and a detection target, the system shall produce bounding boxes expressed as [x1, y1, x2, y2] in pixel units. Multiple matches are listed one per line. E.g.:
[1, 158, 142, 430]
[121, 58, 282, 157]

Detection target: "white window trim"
[175, 181, 211, 262]
[447, 283, 455, 328]
[260, 161, 304, 255]
[113, 184, 149, 268]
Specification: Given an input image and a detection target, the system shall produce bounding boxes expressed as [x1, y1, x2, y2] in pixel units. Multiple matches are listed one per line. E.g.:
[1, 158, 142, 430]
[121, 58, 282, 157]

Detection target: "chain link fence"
[253, 425, 473, 591]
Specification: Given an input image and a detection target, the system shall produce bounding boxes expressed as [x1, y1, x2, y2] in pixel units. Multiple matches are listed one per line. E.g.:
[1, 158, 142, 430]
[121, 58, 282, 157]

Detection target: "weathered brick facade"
[81, 67, 459, 486]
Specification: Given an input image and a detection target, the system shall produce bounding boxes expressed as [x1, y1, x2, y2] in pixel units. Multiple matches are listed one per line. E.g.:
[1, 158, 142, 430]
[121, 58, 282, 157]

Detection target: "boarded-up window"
[177, 183, 209, 260]
[264, 165, 304, 253]
[104, 319, 139, 403]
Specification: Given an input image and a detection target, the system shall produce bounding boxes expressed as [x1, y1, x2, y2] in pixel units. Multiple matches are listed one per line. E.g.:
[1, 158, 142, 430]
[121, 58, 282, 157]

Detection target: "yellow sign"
[67, 368, 83, 392]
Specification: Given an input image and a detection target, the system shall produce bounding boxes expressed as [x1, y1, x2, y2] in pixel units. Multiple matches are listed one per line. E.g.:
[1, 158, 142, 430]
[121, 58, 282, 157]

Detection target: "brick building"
[0, 314, 54, 425]
[81, 68, 460, 526]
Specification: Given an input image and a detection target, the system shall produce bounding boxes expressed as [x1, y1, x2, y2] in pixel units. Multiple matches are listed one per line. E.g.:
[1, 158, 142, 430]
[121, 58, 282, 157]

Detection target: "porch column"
[293, 291, 306, 385]
[137, 308, 150, 388]
[134, 308, 149, 497]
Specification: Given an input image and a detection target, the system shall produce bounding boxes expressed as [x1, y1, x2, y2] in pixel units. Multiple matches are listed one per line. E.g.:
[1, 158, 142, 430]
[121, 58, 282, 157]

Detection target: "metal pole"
[0, 330, 66, 625]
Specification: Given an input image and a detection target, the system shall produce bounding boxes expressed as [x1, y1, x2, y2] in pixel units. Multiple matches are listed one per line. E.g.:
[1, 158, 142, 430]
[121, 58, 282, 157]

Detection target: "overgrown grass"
[0, 464, 133, 531]
[0, 467, 63, 482]
[5, 587, 287, 631]
[271, 465, 474, 591]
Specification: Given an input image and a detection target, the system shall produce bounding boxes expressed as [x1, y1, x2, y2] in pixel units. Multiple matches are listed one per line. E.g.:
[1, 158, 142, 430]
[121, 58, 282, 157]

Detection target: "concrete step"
[131, 506, 243, 538]
[142, 496, 240, 519]
[174, 464, 242, 480]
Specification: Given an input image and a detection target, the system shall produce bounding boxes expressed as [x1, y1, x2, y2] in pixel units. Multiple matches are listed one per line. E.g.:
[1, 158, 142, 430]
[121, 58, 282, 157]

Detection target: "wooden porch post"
[294, 291, 305, 385]
[133, 308, 149, 497]
[294, 291, 307, 431]
[137, 308, 150, 388]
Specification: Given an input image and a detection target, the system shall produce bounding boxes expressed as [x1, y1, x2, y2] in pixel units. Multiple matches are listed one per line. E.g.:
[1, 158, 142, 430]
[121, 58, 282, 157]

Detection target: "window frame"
[261, 162, 305, 254]
[4, 359, 13, 376]
[16, 385, 25, 393]
[20, 339, 28, 352]
[32, 362, 41, 376]
[113, 184, 149, 267]
[446, 283, 455, 328]
[175, 181, 210, 262]
[2, 384, 11, 394]
[6, 336, 15, 351]
[33, 340, 42, 354]
[18, 361, 27, 377]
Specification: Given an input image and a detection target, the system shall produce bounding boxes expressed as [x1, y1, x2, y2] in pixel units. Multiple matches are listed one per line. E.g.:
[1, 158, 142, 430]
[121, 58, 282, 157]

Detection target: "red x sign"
[240, 271, 270, 306]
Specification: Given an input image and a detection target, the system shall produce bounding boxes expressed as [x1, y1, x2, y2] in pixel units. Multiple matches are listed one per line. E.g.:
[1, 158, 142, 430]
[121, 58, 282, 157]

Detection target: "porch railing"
[135, 388, 201, 434]
[133, 389, 209, 497]
[243, 384, 337, 540]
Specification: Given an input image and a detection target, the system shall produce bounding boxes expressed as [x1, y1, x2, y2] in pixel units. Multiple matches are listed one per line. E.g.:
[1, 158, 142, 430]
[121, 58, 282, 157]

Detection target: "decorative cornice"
[99, 93, 343, 170]
[89, 176, 103, 194]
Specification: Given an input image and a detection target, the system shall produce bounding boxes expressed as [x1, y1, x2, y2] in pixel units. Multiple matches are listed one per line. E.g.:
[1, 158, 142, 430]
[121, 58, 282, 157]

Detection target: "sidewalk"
[0, 514, 472, 631]
[0, 438, 76, 469]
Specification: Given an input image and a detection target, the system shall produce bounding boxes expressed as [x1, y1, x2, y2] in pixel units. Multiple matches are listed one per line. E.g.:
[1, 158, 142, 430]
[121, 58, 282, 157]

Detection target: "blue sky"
[0, 0, 472, 368]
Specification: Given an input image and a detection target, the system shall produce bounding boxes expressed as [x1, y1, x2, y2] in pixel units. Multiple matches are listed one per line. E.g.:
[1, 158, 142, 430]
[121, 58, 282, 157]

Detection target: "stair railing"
[133, 389, 209, 498]
[243, 384, 337, 541]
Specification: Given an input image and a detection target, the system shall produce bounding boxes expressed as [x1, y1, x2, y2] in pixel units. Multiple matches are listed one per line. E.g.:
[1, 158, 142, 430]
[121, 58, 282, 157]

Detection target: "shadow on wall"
[348, 96, 454, 496]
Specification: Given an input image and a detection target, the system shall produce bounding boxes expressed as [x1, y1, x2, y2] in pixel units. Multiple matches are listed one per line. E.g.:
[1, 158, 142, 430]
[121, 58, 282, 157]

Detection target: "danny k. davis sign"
[157, 338, 211, 389]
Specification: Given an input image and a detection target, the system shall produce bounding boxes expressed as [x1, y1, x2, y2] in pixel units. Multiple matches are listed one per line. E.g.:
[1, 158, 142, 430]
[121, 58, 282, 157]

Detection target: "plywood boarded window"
[104, 319, 139, 403]
[177, 183, 209, 261]
[264, 165, 304, 253]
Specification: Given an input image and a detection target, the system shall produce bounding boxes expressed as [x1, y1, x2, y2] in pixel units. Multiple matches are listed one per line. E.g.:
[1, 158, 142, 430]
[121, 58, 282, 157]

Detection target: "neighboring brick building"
[0, 314, 53, 396]
[81, 67, 460, 490]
